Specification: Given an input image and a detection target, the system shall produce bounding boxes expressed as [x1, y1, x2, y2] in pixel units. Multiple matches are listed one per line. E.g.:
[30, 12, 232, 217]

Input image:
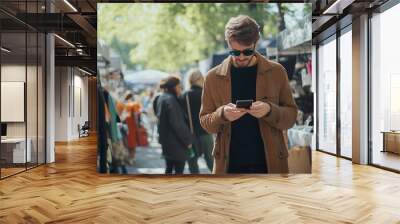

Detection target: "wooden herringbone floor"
[1, 135, 400, 224]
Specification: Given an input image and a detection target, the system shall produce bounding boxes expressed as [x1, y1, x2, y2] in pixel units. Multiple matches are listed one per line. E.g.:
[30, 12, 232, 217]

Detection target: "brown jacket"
[199, 52, 298, 174]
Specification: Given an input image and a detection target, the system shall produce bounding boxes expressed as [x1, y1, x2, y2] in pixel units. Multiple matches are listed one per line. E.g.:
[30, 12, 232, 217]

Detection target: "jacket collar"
[215, 51, 273, 77]
[190, 85, 202, 91]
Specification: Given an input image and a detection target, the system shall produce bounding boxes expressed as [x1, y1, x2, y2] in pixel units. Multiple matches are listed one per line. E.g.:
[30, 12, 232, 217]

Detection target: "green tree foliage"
[98, 3, 309, 72]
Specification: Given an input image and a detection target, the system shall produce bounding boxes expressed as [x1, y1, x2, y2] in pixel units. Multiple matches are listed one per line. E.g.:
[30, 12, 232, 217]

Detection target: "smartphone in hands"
[236, 100, 253, 109]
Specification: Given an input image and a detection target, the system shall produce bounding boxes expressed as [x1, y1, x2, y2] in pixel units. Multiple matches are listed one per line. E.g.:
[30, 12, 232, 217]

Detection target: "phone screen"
[236, 100, 253, 109]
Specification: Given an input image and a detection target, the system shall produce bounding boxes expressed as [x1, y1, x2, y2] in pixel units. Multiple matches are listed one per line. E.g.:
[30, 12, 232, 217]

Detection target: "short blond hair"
[187, 69, 204, 87]
[225, 15, 260, 46]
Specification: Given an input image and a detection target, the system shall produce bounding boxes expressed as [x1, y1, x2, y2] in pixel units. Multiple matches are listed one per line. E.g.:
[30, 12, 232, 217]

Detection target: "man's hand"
[223, 103, 247, 122]
[247, 101, 271, 118]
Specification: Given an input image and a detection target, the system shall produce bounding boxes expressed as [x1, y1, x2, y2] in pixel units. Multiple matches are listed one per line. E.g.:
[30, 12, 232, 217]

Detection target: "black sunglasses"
[229, 48, 255, 57]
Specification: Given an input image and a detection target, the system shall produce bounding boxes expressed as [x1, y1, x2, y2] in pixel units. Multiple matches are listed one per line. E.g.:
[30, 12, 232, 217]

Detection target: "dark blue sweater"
[228, 64, 267, 173]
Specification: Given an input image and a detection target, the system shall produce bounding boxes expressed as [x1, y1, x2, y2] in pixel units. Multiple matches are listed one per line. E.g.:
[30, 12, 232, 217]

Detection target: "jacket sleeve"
[261, 66, 298, 130]
[199, 74, 230, 134]
[167, 97, 193, 147]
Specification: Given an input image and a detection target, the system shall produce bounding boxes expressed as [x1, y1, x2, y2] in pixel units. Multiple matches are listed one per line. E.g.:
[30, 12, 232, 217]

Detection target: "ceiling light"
[78, 67, 92, 76]
[76, 49, 85, 55]
[63, 0, 78, 12]
[1, 47, 11, 53]
[54, 34, 75, 48]
[323, 0, 344, 15]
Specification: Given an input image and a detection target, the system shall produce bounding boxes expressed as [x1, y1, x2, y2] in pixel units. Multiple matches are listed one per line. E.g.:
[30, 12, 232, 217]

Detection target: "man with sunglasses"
[200, 15, 298, 174]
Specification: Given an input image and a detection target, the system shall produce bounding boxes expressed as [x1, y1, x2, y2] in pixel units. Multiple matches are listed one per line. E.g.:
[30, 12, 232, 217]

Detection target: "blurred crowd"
[97, 69, 214, 174]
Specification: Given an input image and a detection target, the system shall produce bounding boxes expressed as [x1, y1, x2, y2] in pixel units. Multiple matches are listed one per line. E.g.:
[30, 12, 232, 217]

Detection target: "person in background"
[103, 90, 128, 174]
[180, 69, 214, 173]
[152, 84, 164, 142]
[124, 92, 141, 159]
[141, 88, 153, 109]
[115, 100, 126, 119]
[145, 90, 158, 143]
[152, 88, 161, 117]
[140, 88, 157, 144]
[156, 76, 193, 174]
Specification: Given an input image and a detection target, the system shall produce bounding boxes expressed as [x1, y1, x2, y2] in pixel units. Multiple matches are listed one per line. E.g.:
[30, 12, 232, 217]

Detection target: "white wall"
[55, 67, 69, 141]
[1, 65, 26, 141]
[1, 64, 46, 164]
[73, 73, 89, 137]
[54, 67, 89, 141]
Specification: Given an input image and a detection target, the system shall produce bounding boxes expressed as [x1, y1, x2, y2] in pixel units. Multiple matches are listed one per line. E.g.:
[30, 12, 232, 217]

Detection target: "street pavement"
[126, 141, 212, 174]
